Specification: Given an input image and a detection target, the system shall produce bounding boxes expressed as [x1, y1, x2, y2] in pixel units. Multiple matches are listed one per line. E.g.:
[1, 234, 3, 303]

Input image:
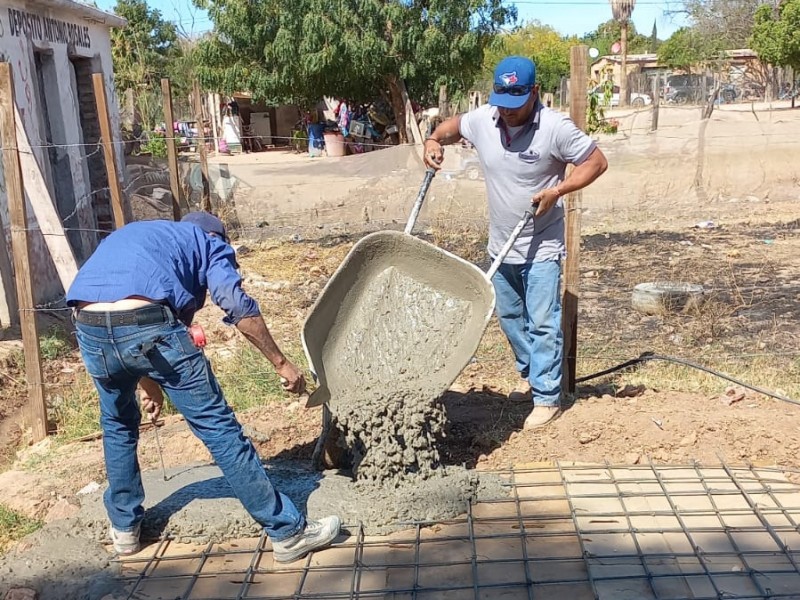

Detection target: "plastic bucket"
[324, 132, 346, 157]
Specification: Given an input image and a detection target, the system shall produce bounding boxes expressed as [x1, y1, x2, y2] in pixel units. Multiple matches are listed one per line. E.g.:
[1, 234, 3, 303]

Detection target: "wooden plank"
[161, 78, 184, 220]
[11, 115, 78, 290]
[399, 79, 424, 146]
[0, 208, 17, 328]
[92, 73, 126, 229]
[192, 80, 211, 211]
[0, 63, 47, 441]
[563, 45, 589, 394]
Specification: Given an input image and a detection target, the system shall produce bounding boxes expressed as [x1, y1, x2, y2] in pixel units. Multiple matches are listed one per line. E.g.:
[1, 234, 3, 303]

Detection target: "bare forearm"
[235, 315, 287, 368]
[559, 148, 608, 195]
[427, 115, 462, 146]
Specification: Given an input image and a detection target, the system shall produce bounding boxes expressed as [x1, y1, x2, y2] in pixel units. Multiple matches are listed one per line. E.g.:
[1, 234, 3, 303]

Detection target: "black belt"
[76, 304, 174, 327]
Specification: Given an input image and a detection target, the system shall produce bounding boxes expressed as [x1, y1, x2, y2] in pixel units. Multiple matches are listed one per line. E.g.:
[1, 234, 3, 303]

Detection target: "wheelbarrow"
[301, 169, 534, 412]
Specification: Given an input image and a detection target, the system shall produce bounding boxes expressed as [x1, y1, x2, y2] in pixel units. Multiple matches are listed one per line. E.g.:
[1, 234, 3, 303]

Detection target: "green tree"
[111, 0, 180, 129]
[751, 0, 800, 72]
[673, 0, 769, 50]
[657, 26, 724, 70]
[580, 19, 650, 57]
[649, 20, 660, 53]
[751, 0, 800, 104]
[482, 22, 576, 93]
[193, 0, 516, 143]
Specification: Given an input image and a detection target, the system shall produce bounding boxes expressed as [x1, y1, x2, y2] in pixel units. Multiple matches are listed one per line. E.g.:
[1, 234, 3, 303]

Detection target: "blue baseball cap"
[182, 211, 228, 242]
[489, 56, 537, 110]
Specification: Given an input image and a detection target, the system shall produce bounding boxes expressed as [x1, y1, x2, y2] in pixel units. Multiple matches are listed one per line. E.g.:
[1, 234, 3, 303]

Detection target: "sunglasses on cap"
[493, 83, 533, 96]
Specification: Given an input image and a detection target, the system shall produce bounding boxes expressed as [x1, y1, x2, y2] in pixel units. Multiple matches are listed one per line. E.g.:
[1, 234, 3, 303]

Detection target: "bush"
[138, 132, 168, 159]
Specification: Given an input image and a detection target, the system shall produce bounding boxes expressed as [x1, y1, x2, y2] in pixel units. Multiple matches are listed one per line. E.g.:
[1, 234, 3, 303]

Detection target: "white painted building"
[0, 0, 126, 327]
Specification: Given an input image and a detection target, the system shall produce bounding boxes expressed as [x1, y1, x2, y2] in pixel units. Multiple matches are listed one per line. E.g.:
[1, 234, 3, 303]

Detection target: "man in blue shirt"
[67, 212, 340, 561]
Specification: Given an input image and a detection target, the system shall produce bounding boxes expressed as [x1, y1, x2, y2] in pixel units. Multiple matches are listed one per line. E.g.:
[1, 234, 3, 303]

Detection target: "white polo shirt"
[459, 102, 596, 264]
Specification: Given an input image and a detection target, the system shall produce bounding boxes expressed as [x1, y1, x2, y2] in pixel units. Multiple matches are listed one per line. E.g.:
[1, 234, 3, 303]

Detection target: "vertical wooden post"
[399, 79, 424, 146]
[161, 78, 184, 220]
[0, 64, 47, 441]
[438, 85, 449, 119]
[192, 80, 211, 211]
[209, 92, 220, 153]
[92, 73, 126, 229]
[563, 45, 589, 395]
[651, 74, 661, 131]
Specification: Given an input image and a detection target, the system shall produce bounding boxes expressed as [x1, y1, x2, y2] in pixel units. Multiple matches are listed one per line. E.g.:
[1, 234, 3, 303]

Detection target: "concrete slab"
[8, 463, 800, 600]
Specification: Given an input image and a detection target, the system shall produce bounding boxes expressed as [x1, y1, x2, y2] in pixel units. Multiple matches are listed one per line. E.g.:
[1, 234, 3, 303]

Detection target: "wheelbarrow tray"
[302, 230, 496, 408]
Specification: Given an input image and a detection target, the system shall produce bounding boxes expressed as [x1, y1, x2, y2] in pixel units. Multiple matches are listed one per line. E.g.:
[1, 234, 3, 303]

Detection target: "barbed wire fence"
[1, 62, 799, 446]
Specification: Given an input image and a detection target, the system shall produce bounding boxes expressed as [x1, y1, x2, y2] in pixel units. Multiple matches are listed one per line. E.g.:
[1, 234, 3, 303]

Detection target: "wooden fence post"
[192, 80, 211, 211]
[651, 74, 661, 131]
[0, 63, 48, 441]
[92, 73, 126, 229]
[563, 45, 589, 395]
[161, 78, 184, 220]
[438, 85, 449, 119]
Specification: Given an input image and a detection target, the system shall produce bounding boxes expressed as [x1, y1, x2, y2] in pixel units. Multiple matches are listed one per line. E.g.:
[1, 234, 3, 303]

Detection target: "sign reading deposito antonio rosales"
[6, 7, 92, 49]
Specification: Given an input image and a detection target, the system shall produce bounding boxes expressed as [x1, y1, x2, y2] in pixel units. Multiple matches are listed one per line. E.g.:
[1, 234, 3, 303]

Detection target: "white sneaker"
[523, 405, 561, 430]
[110, 524, 141, 556]
[272, 515, 341, 563]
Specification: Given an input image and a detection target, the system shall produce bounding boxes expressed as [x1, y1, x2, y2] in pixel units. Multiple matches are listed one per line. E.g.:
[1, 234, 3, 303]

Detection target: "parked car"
[662, 74, 717, 105]
[589, 85, 653, 108]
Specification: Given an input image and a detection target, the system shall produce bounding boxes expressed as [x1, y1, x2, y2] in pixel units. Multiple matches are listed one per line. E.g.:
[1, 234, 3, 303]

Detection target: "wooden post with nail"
[563, 45, 589, 394]
[161, 78, 185, 220]
[92, 73, 127, 229]
[192, 80, 211, 211]
[0, 63, 48, 441]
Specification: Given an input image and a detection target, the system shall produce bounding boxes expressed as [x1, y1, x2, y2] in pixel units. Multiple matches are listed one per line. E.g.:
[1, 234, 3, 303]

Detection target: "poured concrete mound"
[302, 230, 495, 408]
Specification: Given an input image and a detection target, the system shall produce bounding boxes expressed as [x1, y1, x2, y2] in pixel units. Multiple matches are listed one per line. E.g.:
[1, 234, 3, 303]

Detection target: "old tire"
[632, 282, 705, 316]
[632, 97, 645, 108]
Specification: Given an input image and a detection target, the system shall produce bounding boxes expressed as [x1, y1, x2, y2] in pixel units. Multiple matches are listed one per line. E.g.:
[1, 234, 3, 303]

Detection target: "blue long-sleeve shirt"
[67, 220, 260, 325]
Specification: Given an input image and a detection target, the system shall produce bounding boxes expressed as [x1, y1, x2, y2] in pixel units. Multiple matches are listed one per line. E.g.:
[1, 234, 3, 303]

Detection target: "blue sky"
[93, 0, 687, 40]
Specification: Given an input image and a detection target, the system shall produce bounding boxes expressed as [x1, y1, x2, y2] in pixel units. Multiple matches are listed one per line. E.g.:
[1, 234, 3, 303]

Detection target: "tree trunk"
[386, 75, 409, 144]
[620, 22, 629, 107]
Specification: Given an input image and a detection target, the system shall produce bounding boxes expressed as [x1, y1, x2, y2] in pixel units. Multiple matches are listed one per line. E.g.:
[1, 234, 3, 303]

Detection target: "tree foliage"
[657, 26, 724, 70]
[111, 0, 179, 92]
[750, 0, 800, 72]
[672, 0, 771, 50]
[482, 22, 576, 93]
[193, 0, 516, 141]
[580, 20, 650, 57]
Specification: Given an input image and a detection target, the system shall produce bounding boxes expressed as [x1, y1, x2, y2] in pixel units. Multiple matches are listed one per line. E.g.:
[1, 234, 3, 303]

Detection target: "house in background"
[590, 49, 767, 95]
[0, 0, 126, 327]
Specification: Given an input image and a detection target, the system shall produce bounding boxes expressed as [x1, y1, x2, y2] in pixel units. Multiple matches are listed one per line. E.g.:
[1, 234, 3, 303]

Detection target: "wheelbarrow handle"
[486, 207, 537, 280]
[404, 168, 436, 235]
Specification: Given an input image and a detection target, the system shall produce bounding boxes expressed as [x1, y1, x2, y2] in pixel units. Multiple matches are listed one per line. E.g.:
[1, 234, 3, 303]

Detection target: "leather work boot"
[272, 515, 341, 563]
[523, 405, 561, 430]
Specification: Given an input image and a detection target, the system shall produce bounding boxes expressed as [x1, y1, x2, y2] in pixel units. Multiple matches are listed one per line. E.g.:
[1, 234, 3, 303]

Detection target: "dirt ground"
[0, 102, 799, 535]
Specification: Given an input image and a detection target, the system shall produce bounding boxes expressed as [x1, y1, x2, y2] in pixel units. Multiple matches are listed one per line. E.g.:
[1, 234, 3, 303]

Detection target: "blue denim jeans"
[75, 315, 304, 541]
[491, 259, 563, 407]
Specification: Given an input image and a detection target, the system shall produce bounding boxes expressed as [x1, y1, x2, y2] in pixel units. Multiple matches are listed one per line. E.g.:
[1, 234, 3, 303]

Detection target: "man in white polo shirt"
[424, 56, 608, 429]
